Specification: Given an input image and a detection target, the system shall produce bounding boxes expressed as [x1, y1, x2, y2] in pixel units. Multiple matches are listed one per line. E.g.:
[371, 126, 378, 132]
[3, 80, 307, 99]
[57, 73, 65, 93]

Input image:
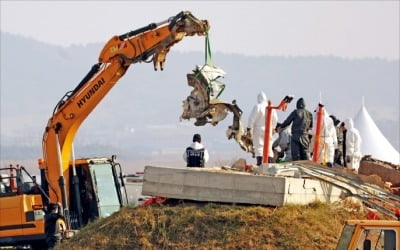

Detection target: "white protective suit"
[344, 118, 362, 171]
[313, 109, 338, 165]
[247, 92, 278, 158]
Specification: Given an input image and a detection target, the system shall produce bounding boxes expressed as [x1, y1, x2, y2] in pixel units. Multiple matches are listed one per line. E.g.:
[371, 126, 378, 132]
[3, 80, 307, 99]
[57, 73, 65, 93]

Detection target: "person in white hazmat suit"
[247, 92, 278, 165]
[344, 118, 362, 172]
[312, 109, 338, 168]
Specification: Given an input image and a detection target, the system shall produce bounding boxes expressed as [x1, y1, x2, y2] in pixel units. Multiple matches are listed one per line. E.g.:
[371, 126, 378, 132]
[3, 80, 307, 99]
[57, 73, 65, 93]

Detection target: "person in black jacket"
[277, 98, 313, 161]
[183, 134, 209, 167]
[44, 203, 64, 250]
[340, 122, 347, 167]
[329, 115, 344, 166]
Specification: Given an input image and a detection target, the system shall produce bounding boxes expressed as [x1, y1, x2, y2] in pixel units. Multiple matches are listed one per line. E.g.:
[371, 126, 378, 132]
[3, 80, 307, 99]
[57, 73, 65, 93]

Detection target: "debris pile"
[359, 155, 400, 195]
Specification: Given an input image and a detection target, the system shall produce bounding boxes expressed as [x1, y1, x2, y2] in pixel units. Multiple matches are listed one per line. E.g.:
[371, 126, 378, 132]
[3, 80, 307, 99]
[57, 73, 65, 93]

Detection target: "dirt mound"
[57, 201, 368, 250]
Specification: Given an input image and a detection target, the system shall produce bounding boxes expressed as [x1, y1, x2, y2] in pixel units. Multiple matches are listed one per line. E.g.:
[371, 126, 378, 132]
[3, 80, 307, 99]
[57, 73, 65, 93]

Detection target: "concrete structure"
[142, 166, 346, 206]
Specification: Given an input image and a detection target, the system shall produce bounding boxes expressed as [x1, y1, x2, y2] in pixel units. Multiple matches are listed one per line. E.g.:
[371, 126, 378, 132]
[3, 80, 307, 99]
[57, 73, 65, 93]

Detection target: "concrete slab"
[284, 177, 345, 204]
[142, 166, 346, 206]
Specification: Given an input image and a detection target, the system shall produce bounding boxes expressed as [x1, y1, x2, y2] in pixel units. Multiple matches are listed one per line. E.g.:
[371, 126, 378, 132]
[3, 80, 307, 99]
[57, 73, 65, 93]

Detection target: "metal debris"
[180, 65, 254, 155]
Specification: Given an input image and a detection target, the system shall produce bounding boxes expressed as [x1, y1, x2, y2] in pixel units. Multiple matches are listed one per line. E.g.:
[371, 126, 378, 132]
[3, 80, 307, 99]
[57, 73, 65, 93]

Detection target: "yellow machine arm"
[39, 11, 209, 207]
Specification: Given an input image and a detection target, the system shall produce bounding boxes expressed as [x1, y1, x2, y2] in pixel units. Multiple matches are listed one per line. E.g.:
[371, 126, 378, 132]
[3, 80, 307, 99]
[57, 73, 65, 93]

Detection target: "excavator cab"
[336, 220, 400, 250]
[1, 159, 127, 247]
[65, 157, 128, 229]
[0, 166, 47, 249]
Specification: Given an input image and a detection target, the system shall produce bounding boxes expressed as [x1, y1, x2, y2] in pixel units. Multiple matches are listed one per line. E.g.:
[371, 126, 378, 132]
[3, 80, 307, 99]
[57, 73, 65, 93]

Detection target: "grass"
[56, 200, 368, 250]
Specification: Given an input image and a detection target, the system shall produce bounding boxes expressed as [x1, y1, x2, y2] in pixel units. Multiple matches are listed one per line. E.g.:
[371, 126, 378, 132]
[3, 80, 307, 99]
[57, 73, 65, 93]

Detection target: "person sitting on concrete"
[272, 123, 292, 162]
[183, 134, 209, 168]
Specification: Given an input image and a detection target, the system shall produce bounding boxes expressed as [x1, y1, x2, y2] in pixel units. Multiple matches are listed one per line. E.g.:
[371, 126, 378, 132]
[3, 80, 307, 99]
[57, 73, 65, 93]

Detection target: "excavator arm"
[99, 11, 207, 70]
[39, 11, 209, 208]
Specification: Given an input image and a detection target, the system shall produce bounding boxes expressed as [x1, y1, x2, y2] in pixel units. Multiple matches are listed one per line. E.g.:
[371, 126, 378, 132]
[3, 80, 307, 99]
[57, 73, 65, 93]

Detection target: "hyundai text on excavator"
[0, 11, 213, 248]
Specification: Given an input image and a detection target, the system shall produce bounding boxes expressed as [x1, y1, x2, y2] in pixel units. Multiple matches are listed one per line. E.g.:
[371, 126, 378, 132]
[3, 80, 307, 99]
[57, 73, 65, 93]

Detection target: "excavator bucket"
[180, 65, 254, 156]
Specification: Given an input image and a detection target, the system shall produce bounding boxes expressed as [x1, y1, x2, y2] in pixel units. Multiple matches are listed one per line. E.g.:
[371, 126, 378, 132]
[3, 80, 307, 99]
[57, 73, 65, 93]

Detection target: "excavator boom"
[1, 12, 249, 247]
[39, 11, 209, 210]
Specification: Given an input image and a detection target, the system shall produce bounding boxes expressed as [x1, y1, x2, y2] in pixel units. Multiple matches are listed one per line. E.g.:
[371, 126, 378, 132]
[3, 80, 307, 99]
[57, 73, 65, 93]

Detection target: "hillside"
[56, 201, 368, 250]
[1, 32, 399, 172]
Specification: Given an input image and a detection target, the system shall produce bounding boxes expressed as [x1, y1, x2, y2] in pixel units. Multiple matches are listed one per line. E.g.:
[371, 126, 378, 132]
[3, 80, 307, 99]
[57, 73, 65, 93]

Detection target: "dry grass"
[56, 201, 367, 250]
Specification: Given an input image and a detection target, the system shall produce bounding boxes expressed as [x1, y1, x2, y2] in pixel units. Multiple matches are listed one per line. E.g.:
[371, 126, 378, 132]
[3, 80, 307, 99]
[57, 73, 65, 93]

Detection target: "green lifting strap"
[193, 29, 211, 79]
[205, 29, 213, 67]
[215, 83, 225, 99]
[195, 30, 225, 99]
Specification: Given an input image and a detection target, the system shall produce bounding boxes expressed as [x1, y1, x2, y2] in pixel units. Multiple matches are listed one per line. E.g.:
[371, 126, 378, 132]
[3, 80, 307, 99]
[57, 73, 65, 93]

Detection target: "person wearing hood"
[183, 133, 209, 167]
[247, 91, 278, 165]
[278, 97, 313, 161]
[343, 118, 362, 172]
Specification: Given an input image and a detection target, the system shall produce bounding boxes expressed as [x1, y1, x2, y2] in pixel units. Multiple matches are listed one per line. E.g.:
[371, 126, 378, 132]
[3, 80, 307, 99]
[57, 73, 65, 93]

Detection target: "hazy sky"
[1, 1, 399, 60]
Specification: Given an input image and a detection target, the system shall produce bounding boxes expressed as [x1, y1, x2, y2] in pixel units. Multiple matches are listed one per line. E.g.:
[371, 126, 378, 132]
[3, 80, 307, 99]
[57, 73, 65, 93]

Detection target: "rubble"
[359, 155, 400, 195]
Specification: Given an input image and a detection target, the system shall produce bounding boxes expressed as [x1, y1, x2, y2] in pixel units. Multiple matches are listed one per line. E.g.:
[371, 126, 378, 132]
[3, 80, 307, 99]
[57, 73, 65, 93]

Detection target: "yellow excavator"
[1, 11, 398, 250]
[336, 219, 400, 250]
[0, 11, 217, 248]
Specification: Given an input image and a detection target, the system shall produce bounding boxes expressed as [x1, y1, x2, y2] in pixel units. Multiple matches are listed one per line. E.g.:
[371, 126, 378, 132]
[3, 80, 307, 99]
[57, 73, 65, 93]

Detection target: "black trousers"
[334, 149, 343, 166]
[256, 156, 273, 165]
[291, 140, 310, 161]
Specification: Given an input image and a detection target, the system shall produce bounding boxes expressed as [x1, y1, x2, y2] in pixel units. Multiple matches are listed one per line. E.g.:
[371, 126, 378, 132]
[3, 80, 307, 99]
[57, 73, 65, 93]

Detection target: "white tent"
[353, 103, 400, 165]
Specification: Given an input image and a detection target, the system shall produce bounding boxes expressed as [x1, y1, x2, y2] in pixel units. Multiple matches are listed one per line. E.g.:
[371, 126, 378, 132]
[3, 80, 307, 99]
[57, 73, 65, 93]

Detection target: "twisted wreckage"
[180, 64, 254, 156]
